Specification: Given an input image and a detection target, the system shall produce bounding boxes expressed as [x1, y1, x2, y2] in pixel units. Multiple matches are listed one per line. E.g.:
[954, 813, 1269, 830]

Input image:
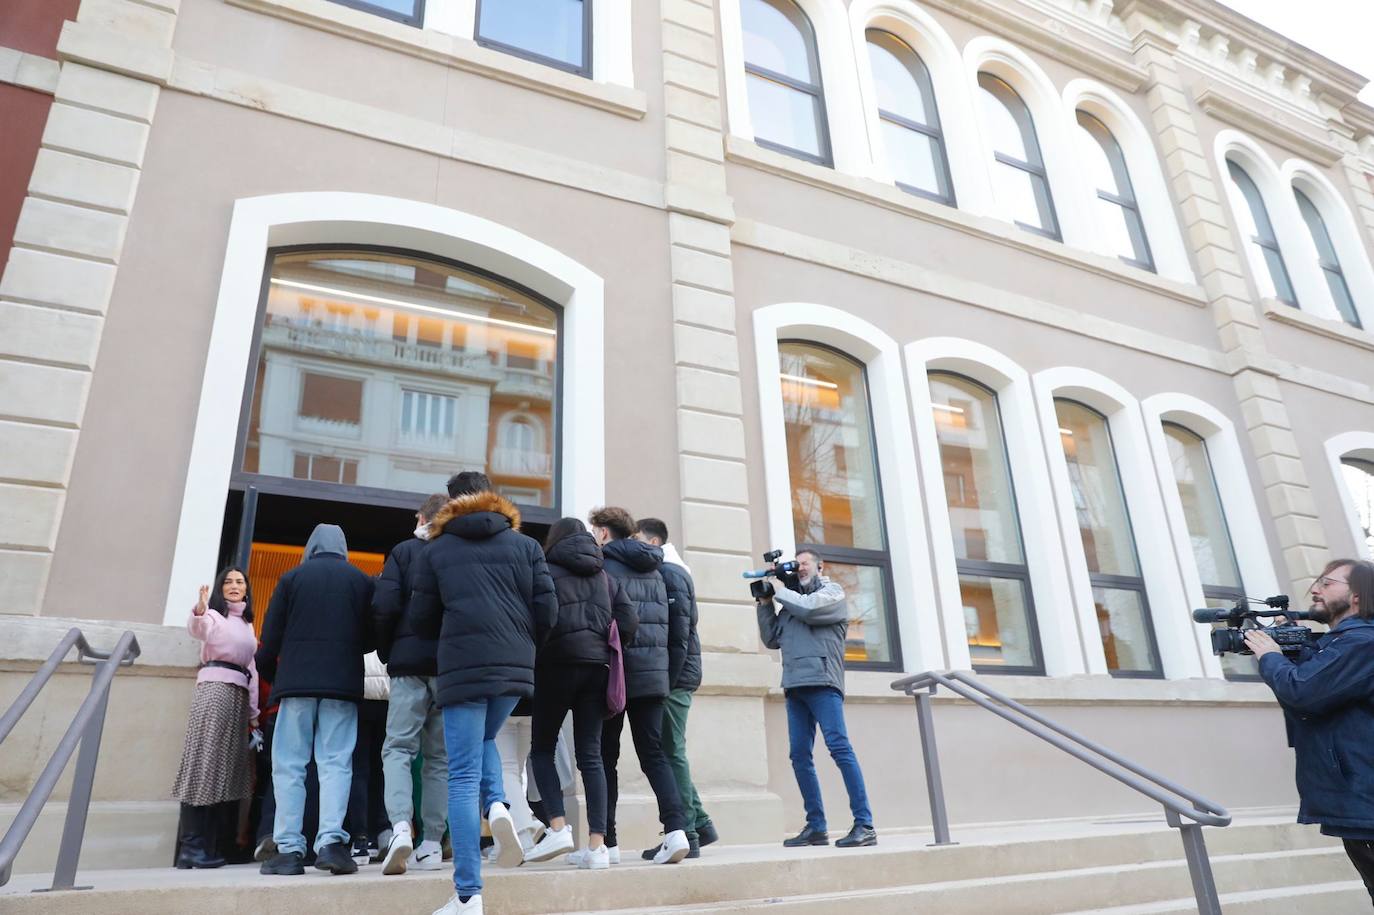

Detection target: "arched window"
[331, 0, 424, 26]
[1076, 111, 1152, 271]
[1226, 160, 1298, 306]
[741, 0, 831, 166]
[475, 0, 591, 76]
[977, 72, 1059, 240]
[1054, 399, 1161, 677]
[1294, 189, 1362, 328]
[1162, 423, 1255, 679]
[1342, 457, 1374, 557]
[780, 341, 898, 666]
[929, 373, 1041, 672]
[865, 29, 953, 205]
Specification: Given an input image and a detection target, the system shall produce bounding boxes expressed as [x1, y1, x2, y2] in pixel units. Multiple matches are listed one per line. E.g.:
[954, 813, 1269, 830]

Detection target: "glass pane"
[1075, 111, 1132, 200]
[747, 72, 825, 159]
[1324, 267, 1361, 327]
[781, 343, 885, 551]
[991, 160, 1055, 235]
[929, 374, 1024, 564]
[960, 574, 1037, 669]
[1294, 189, 1340, 265]
[1261, 244, 1299, 305]
[1163, 425, 1242, 589]
[344, 0, 421, 16]
[977, 73, 1037, 165]
[866, 30, 936, 128]
[1092, 196, 1151, 267]
[478, 0, 585, 68]
[822, 560, 894, 665]
[1094, 586, 1159, 674]
[1055, 400, 1140, 577]
[880, 119, 948, 200]
[244, 250, 559, 507]
[1228, 160, 1298, 305]
[741, 0, 817, 83]
[1342, 459, 1374, 556]
[1203, 594, 1260, 679]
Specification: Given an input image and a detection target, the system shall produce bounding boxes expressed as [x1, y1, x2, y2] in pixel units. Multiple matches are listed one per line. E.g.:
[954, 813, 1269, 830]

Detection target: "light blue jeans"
[272, 697, 357, 855]
[442, 697, 518, 897]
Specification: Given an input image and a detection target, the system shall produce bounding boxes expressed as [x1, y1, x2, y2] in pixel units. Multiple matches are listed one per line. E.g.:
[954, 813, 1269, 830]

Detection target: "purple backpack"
[602, 572, 626, 718]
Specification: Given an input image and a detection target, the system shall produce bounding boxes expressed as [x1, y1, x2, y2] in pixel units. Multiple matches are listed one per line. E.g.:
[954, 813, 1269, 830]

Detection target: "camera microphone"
[1192, 607, 1235, 623]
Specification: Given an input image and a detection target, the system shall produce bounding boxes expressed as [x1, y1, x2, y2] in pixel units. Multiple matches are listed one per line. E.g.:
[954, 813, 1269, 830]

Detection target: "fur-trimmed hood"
[428, 490, 522, 541]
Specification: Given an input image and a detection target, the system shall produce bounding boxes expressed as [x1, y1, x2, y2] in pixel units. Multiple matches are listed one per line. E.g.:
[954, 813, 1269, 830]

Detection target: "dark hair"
[636, 517, 669, 544]
[207, 566, 254, 625]
[446, 471, 492, 498]
[419, 492, 449, 521]
[1340, 559, 1374, 622]
[588, 506, 635, 540]
[543, 517, 586, 552]
[795, 548, 823, 565]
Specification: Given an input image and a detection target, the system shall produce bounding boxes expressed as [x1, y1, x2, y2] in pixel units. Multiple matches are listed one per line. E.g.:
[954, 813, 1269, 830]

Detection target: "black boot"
[175, 805, 227, 869]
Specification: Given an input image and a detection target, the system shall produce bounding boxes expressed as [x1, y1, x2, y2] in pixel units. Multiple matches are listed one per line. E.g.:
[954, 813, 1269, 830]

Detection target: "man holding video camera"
[755, 548, 876, 849]
[1244, 558, 1374, 902]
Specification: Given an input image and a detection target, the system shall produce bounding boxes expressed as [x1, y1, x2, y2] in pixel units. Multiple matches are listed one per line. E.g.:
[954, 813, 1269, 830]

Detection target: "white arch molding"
[1141, 393, 1282, 678]
[1325, 431, 1374, 560]
[1032, 367, 1203, 679]
[162, 192, 606, 624]
[753, 303, 943, 672]
[904, 338, 1081, 675]
[1282, 159, 1374, 329]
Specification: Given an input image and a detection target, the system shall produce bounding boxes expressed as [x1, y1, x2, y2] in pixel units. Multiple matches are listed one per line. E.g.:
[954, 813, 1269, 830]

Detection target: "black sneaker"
[696, 820, 719, 847]
[782, 827, 829, 848]
[835, 823, 877, 848]
[259, 851, 305, 875]
[686, 835, 701, 859]
[314, 841, 359, 874]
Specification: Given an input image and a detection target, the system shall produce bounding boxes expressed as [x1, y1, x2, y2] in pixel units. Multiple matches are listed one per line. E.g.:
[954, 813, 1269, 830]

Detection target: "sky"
[1218, 0, 1374, 106]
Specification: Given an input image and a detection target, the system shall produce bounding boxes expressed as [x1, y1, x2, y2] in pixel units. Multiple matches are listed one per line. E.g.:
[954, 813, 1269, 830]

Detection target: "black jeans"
[347, 698, 388, 846]
[531, 663, 610, 835]
[1343, 838, 1374, 906]
[602, 695, 685, 847]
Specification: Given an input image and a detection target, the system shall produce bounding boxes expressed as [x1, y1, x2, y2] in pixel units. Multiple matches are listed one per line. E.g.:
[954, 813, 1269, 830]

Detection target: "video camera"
[743, 549, 801, 600]
[1191, 594, 1320, 661]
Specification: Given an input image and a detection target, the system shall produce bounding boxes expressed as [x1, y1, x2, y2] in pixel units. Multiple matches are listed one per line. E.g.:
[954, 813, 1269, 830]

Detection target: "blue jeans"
[785, 686, 872, 832]
[442, 697, 519, 897]
[272, 697, 357, 854]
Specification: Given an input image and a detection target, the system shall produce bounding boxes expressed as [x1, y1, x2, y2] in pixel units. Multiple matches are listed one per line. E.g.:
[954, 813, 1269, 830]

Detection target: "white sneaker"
[487, 803, 523, 868]
[524, 825, 574, 863]
[382, 822, 413, 876]
[568, 845, 619, 867]
[409, 839, 445, 871]
[432, 894, 483, 915]
[653, 830, 690, 865]
[577, 844, 610, 870]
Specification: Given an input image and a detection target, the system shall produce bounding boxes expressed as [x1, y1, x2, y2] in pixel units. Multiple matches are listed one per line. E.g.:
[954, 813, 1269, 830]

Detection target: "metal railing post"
[913, 689, 956, 846]
[1168, 808, 1222, 915]
[42, 688, 110, 892]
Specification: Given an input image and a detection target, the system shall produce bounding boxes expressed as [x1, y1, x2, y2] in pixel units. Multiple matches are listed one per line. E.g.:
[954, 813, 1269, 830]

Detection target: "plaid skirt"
[171, 680, 252, 806]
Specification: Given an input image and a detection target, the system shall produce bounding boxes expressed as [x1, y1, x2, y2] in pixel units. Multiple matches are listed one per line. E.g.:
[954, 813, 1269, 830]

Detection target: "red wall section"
[0, 0, 82, 58]
[0, 84, 51, 261]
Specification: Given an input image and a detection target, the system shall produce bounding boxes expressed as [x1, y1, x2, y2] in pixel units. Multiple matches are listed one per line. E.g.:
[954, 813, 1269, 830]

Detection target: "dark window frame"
[930, 371, 1044, 675]
[327, 0, 426, 27]
[743, 0, 833, 168]
[1294, 187, 1362, 328]
[231, 244, 566, 529]
[1076, 110, 1154, 273]
[1227, 159, 1299, 307]
[978, 72, 1061, 241]
[780, 338, 903, 671]
[865, 29, 955, 207]
[475, 0, 593, 78]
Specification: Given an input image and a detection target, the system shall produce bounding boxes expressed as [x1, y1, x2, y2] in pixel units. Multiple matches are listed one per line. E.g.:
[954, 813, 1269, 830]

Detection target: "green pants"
[662, 688, 709, 838]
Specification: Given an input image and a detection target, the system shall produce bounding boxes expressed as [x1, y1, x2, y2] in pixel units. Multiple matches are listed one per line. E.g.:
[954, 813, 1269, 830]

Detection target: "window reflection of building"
[241, 250, 558, 507]
[1342, 458, 1374, 556]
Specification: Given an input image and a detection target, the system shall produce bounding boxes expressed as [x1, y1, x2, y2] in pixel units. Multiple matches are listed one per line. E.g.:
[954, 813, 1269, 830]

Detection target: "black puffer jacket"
[540, 531, 639, 667]
[256, 524, 375, 703]
[409, 491, 558, 707]
[661, 558, 701, 692]
[602, 538, 684, 700]
[372, 536, 435, 677]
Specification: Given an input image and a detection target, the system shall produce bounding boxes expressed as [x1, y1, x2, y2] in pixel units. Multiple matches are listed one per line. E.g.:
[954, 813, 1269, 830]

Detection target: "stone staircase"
[0, 813, 1363, 914]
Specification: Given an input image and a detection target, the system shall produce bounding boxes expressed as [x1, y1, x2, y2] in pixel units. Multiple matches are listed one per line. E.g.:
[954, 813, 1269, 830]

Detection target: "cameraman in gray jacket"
[756, 549, 876, 849]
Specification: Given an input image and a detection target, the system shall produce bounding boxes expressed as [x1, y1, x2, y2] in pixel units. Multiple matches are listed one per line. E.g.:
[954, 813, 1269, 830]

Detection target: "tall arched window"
[1076, 111, 1153, 271]
[1226, 160, 1298, 306]
[741, 0, 831, 166]
[930, 373, 1041, 672]
[1163, 423, 1255, 679]
[1294, 189, 1361, 328]
[780, 341, 898, 667]
[1055, 399, 1161, 677]
[865, 29, 953, 205]
[977, 72, 1059, 239]
[475, 0, 590, 76]
[1342, 457, 1374, 557]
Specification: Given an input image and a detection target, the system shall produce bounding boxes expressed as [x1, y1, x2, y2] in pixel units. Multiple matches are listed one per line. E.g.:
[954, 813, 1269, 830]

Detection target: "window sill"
[841, 668, 1280, 707]
[1262, 298, 1374, 352]
[226, 0, 647, 120]
[723, 135, 1207, 309]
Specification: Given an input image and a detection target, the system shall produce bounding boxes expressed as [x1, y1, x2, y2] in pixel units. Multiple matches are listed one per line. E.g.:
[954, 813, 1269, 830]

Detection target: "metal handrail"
[0, 628, 140, 892]
[891, 669, 1229, 915]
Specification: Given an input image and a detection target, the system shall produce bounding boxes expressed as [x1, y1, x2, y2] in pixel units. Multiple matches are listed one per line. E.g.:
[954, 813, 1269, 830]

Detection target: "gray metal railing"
[0, 628, 140, 892]
[891, 670, 1230, 915]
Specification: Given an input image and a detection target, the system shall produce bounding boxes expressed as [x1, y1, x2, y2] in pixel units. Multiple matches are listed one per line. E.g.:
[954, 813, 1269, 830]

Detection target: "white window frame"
[1325, 431, 1374, 560]
[1282, 160, 1374, 329]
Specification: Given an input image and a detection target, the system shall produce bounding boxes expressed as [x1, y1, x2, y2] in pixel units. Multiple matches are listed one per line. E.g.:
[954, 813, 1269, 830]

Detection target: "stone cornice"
[1193, 84, 1342, 166]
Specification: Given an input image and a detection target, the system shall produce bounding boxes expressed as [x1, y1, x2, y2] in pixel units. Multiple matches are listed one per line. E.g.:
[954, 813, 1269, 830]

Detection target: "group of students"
[170, 470, 715, 915]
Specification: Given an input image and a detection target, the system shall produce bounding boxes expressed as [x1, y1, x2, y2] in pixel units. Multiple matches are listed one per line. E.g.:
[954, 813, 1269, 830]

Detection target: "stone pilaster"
[0, 0, 177, 616]
[1330, 129, 1374, 251]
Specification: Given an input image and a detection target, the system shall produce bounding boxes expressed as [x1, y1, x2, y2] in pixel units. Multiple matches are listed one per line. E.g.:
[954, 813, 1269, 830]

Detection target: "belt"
[202, 659, 249, 677]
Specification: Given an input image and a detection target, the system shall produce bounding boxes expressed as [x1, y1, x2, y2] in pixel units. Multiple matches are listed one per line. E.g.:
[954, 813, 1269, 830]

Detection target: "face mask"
[414, 524, 431, 541]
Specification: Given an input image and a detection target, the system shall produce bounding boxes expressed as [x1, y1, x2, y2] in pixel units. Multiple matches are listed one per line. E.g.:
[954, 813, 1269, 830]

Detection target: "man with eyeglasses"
[1245, 558, 1374, 904]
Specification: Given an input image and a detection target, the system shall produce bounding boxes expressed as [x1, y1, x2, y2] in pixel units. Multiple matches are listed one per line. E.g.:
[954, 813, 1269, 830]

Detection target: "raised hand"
[194, 584, 210, 616]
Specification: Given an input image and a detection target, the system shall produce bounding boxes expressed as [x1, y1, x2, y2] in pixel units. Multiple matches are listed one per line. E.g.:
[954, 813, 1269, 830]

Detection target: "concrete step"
[1061, 880, 1370, 914]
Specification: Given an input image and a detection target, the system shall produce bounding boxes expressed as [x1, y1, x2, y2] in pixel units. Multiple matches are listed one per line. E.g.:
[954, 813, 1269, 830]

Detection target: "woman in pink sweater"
[171, 567, 261, 868]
